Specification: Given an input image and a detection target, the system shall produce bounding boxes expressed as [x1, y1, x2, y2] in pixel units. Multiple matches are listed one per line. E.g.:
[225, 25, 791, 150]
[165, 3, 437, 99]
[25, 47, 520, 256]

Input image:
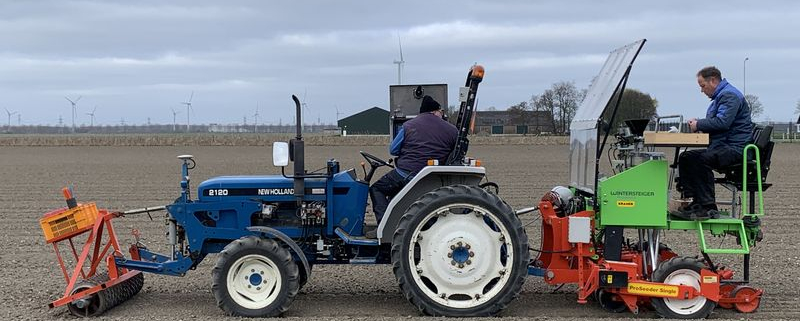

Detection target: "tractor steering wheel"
[359, 151, 393, 168]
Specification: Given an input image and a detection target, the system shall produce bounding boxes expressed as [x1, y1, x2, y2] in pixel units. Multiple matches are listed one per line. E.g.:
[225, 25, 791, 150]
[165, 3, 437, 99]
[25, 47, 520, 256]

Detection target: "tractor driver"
[366, 95, 458, 236]
[675, 66, 752, 220]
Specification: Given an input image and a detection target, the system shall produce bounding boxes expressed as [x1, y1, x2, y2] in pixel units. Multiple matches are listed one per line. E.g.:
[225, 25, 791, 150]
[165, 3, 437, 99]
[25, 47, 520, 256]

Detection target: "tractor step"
[334, 227, 379, 246]
[349, 257, 378, 264]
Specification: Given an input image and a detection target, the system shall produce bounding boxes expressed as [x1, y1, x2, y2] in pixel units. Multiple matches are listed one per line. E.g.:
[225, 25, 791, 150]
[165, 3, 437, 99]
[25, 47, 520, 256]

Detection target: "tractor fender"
[376, 165, 485, 243]
[246, 226, 312, 284]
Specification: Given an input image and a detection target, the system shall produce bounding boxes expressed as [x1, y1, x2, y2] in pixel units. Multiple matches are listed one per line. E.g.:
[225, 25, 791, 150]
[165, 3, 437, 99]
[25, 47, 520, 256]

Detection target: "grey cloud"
[0, 0, 798, 125]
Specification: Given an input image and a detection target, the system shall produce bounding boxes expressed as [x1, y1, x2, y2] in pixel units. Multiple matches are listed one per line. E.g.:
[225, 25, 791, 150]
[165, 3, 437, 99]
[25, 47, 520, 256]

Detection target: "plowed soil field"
[2, 143, 798, 320]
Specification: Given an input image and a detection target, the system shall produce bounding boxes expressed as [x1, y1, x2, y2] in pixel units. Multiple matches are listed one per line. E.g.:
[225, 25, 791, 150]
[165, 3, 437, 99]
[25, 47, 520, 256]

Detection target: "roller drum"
[67, 271, 144, 317]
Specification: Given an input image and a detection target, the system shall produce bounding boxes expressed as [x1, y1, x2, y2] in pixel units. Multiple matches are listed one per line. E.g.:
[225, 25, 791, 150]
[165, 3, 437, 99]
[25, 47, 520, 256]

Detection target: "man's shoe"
[702, 203, 720, 219]
[670, 203, 712, 221]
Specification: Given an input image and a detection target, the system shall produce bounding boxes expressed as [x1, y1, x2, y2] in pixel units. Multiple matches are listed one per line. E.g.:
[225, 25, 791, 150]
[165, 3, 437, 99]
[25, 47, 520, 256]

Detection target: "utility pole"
[253, 103, 260, 133]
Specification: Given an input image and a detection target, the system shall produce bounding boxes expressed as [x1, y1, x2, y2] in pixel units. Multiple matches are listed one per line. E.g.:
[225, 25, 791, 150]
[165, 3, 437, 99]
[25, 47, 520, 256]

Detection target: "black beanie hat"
[419, 95, 441, 113]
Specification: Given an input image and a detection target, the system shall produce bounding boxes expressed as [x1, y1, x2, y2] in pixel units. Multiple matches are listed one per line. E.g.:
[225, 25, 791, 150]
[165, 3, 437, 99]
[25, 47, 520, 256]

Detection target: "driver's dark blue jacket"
[390, 112, 458, 176]
[696, 78, 752, 152]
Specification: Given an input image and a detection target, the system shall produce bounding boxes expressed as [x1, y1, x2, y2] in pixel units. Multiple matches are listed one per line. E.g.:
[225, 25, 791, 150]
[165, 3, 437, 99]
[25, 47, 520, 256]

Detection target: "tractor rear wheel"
[391, 184, 529, 316]
[212, 236, 299, 317]
[651, 257, 716, 319]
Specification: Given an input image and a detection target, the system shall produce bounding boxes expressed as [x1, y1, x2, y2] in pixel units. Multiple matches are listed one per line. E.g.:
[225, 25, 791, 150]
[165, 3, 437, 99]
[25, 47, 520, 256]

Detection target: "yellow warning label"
[702, 276, 718, 283]
[627, 283, 679, 297]
[606, 275, 613, 283]
[617, 200, 635, 207]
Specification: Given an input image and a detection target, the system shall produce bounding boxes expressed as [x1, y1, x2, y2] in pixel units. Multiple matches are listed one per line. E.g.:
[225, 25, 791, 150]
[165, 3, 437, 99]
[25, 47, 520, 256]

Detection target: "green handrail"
[741, 144, 765, 217]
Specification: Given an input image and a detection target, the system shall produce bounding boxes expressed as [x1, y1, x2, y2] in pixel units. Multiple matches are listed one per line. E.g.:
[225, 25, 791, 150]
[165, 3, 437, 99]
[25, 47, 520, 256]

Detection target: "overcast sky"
[1, 0, 798, 127]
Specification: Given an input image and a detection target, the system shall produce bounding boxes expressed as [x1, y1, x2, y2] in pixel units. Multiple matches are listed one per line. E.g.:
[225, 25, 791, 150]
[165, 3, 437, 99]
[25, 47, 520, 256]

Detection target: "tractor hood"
[200, 175, 291, 187]
[196, 175, 314, 201]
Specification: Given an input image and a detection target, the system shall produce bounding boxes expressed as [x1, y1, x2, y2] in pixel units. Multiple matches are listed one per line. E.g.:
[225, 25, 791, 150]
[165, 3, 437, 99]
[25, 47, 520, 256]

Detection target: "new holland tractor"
[40, 65, 530, 318]
[40, 39, 770, 319]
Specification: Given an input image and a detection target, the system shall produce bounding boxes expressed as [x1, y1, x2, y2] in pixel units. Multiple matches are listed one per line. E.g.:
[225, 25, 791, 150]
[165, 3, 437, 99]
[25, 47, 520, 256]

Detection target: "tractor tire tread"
[390, 184, 528, 317]
[211, 236, 299, 317]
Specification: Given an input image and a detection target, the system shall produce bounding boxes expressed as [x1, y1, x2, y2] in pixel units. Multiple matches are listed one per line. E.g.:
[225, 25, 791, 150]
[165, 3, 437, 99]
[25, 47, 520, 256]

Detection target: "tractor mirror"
[272, 142, 289, 167]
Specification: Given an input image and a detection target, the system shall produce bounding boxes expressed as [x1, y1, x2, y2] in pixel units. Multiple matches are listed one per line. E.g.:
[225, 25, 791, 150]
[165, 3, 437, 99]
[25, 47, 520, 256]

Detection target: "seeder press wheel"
[650, 257, 716, 319]
[67, 272, 144, 317]
[730, 286, 761, 313]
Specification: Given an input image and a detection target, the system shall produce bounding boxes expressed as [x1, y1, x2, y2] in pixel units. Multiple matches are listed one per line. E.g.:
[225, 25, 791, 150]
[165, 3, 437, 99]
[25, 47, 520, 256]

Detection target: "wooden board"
[643, 132, 709, 147]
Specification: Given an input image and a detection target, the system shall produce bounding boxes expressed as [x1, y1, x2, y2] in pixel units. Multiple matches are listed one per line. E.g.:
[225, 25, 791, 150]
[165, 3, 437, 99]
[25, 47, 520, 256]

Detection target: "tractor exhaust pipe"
[291, 95, 304, 207]
[292, 95, 302, 140]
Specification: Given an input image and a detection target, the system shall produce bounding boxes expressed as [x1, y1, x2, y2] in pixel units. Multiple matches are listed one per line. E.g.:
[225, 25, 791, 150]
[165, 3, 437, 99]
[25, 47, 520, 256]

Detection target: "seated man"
[676, 66, 752, 220]
[367, 95, 458, 235]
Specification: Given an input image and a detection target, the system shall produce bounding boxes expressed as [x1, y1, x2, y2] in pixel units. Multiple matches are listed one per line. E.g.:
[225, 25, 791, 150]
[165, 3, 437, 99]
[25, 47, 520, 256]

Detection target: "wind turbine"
[4, 108, 17, 132]
[65, 96, 82, 133]
[86, 106, 97, 127]
[301, 90, 310, 132]
[393, 34, 405, 84]
[180, 91, 194, 133]
[253, 102, 260, 133]
[170, 108, 181, 132]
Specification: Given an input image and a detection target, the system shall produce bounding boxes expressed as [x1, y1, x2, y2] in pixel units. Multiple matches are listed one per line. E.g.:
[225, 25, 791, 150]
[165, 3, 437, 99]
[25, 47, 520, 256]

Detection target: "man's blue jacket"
[696, 78, 752, 152]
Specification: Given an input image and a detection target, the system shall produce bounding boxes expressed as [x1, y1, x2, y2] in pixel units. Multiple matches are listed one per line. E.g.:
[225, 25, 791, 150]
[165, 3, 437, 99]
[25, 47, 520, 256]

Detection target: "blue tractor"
[106, 65, 530, 317]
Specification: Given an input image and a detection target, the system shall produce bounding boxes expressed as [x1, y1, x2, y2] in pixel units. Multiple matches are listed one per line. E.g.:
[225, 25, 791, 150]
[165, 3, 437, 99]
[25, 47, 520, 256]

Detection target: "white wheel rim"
[226, 254, 282, 310]
[662, 268, 706, 315]
[408, 203, 514, 309]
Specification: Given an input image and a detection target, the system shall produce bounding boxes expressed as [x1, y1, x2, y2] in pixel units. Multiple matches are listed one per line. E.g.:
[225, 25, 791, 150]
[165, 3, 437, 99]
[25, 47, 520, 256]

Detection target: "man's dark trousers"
[369, 169, 411, 223]
[679, 147, 742, 206]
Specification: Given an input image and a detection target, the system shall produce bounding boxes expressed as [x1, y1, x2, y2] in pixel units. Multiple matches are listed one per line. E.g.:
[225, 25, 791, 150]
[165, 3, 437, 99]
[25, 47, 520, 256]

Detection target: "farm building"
[338, 107, 389, 135]
[473, 110, 555, 135]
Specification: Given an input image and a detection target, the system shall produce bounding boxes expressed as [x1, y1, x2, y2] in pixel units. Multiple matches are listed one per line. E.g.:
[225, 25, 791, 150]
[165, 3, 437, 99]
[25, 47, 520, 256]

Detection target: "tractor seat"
[714, 124, 774, 192]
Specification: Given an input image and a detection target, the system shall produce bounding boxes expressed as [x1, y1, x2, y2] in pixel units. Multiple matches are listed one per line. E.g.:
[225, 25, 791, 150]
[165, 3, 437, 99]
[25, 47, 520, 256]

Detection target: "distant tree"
[532, 81, 584, 133]
[507, 101, 531, 123]
[603, 88, 658, 131]
[552, 81, 583, 133]
[745, 94, 763, 119]
[532, 90, 558, 133]
[485, 106, 497, 111]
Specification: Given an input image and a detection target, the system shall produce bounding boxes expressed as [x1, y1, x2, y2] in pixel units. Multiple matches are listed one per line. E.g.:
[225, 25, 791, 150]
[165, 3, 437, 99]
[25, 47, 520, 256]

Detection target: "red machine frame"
[532, 199, 762, 314]
[45, 208, 141, 309]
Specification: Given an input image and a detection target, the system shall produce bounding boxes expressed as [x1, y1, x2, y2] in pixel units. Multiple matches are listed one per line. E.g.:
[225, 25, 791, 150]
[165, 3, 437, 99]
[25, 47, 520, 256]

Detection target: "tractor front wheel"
[651, 257, 716, 319]
[391, 184, 529, 316]
[212, 236, 299, 317]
